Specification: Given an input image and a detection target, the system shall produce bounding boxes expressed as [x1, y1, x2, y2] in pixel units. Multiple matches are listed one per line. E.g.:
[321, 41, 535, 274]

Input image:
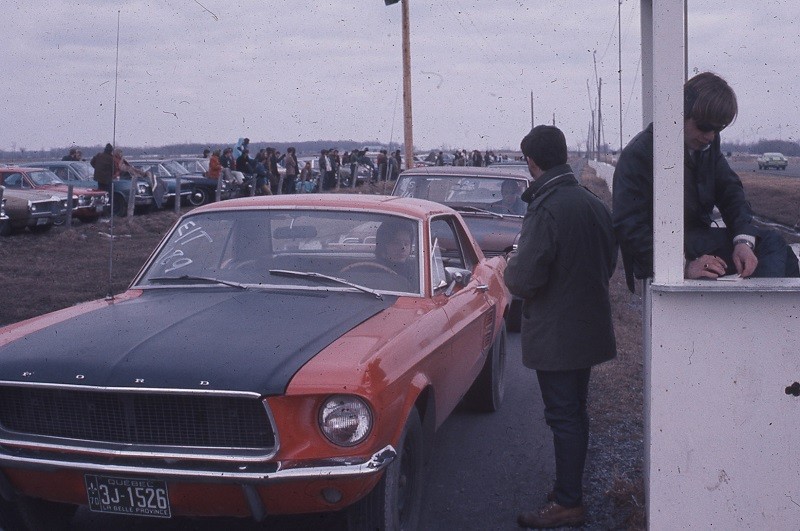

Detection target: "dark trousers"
[686, 226, 800, 277]
[536, 367, 592, 508]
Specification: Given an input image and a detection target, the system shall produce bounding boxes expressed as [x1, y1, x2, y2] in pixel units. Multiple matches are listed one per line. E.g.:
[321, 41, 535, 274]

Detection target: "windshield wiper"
[269, 269, 383, 299]
[147, 275, 248, 290]
[451, 205, 505, 218]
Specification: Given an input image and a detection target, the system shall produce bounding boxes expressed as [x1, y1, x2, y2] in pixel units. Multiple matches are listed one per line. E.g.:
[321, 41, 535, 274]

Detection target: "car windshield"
[137, 209, 423, 296]
[70, 161, 95, 179]
[176, 159, 208, 173]
[28, 170, 65, 186]
[394, 174, 527, 212]
[161, 160, 190, 175]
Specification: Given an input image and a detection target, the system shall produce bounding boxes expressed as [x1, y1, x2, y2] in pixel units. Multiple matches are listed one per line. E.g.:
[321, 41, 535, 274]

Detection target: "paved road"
[729, 158, 800, 178]
[63, 332, 553, 530]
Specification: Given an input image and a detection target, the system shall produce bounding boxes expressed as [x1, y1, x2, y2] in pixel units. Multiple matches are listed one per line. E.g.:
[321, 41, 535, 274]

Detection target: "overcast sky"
[3, 1, 798, 154]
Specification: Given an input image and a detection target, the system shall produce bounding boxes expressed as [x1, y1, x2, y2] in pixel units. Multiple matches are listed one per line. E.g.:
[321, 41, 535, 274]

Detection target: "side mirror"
[444, 267, 472, 296]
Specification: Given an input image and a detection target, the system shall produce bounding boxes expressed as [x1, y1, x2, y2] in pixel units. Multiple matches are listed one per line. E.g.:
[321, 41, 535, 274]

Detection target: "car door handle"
[475, 284, 489, 292]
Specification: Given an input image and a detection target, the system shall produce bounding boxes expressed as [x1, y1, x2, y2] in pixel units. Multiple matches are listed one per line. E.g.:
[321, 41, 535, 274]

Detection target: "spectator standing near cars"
[505, 125, 617, 529]
[435, 151, 444, 166]
[91, 143, 115, 194]
[283, 147, 298, 194]
[236, 148, 252, 176]
[233, 138, 250, 160]
[613, 71, 800, 290]
[298, 161, 314, 193]
[207, 150, 222, 180]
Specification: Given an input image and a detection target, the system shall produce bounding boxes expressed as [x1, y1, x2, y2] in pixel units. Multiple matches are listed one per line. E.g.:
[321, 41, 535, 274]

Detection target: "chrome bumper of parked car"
[0, 445, 396, 482]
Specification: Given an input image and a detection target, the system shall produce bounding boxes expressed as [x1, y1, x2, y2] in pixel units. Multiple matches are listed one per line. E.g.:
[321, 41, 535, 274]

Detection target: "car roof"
[192, 193, 456, 220]
[0, 166, 57, 172]
[399, 165, 531, 180]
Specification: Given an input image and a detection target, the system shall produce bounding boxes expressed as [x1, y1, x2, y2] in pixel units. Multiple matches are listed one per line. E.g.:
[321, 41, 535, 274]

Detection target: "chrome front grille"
[0, 386, 275, 451]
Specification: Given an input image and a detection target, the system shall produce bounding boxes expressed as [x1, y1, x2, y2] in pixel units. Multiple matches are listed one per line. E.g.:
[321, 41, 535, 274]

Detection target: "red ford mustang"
[0, 194, 510, 529]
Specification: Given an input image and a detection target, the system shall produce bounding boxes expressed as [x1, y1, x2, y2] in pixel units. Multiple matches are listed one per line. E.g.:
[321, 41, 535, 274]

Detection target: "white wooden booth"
[642, 1, 800, 528]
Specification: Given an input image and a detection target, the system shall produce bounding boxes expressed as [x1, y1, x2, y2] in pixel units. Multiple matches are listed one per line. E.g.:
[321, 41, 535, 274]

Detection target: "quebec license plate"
[85, 474, 171, 518]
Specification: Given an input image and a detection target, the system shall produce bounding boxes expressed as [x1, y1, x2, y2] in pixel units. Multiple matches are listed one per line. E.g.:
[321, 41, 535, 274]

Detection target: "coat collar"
[522, 163, 576, 203]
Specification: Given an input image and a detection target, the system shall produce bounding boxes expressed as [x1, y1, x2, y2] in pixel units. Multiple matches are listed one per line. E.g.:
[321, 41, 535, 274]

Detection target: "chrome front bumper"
[0, 445, 396, 483]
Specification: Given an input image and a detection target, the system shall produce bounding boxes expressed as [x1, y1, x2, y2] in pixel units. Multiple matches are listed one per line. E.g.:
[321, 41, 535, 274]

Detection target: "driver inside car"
[340, 219, 418, 292]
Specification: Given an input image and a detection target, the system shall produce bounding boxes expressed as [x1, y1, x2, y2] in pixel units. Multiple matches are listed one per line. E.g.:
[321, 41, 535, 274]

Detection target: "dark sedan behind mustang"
[0, 194, 510, 529]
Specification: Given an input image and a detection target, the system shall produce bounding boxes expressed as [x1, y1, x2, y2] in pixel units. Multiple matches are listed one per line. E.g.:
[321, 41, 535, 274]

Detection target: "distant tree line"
[722, 139, 800, 156]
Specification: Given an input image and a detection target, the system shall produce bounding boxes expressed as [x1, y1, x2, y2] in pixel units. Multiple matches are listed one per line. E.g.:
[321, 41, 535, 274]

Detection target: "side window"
[2, 173, 23, 188]
[430, 216, 476, 290]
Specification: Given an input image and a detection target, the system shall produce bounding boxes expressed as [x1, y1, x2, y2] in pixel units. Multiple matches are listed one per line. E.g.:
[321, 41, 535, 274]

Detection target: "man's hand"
[685, 254, 727, 279]
[732, 242, 758, 277]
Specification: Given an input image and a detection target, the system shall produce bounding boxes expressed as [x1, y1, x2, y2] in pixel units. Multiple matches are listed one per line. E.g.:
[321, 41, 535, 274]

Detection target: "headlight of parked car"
[318, 395, 372, 447]
[77, 195, 90, 206]
[137, 183, 150, 195]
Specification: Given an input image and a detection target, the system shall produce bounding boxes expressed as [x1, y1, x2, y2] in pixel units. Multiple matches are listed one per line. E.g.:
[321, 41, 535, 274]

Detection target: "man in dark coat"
[505, 125, 617, 529]
[90, 143, 115, 194]
[613, 71, 799, 292]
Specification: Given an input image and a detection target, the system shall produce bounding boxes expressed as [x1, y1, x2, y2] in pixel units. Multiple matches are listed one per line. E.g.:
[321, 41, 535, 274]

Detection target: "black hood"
[0, 289, 395, 395]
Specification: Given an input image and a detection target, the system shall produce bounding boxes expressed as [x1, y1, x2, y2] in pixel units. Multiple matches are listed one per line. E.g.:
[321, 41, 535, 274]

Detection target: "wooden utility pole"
[401, 0, 414, 169]
[530, 91, 535, 128]
[597, 78, 603, 160]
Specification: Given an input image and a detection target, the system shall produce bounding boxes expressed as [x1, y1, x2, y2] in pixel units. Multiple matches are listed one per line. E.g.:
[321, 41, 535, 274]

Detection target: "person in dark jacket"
[505, 125, 617, 529]
[90, 143, 115, 194]
[613, 71, 799, 292]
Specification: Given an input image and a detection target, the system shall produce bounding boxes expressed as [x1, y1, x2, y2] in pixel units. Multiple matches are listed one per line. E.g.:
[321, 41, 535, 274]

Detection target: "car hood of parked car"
[0, 288, 396, 395]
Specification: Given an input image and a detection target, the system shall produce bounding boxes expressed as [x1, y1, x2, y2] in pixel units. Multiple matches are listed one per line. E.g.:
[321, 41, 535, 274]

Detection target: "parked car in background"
[127, 160, 194, 207]
[757, 152, 788, 170]
[0, 194, 509, 529]
[133, 159, 232, 206]
[392, 166, 530, 331]
[0, 186, 66, 235]
[26, 160, 154, 217]
[0, 167, 107, 222]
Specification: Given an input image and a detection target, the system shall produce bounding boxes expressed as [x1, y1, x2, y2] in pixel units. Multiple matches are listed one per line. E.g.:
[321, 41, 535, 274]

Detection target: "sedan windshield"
[394, 174, 527, 215]
[28, 170, 65, 186]
[137, 209, 422, 295]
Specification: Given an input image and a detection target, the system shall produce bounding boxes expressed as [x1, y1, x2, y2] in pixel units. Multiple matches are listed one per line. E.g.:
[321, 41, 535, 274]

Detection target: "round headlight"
[319, 395, 372, 447]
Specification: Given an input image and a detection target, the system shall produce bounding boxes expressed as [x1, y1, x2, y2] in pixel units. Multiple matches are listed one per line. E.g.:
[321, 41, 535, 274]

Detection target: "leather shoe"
[517, 501, 585, 528]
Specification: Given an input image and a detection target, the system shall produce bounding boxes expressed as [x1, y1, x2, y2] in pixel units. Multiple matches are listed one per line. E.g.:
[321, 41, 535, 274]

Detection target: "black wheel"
[112, 193, 128, 217]
[29, 224, 53, 234]
[9, 496, 77, 531]
[187, 187, 209, 206]
[347, 408, 424, 531]
[507, 299, 522, 333]
[465, 319, 507, 412]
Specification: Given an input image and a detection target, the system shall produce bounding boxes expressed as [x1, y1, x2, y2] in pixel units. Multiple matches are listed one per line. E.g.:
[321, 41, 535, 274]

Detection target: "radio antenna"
[106, 10, 120, 300]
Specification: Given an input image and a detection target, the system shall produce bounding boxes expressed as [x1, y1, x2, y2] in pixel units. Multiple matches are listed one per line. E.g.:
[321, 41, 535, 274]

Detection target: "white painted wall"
[648, 284, 800, 529]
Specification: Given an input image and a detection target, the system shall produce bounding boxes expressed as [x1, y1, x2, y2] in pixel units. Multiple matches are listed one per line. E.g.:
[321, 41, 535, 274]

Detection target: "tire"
[347, 408, 424, 531]
[187, 187, 209, 206]
[10, 496, 77, 531]
[29, 224, 53, 234]
[0, 220, 10, 237]
[465, 320, 507, 413]
[112, 193, 128, 217]
[507, 299, 522, 333]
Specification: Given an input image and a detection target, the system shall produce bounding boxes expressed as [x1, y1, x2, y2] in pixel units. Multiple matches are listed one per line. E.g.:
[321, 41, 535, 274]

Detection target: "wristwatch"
[733, 238, 755, 250]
